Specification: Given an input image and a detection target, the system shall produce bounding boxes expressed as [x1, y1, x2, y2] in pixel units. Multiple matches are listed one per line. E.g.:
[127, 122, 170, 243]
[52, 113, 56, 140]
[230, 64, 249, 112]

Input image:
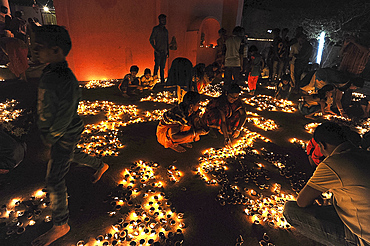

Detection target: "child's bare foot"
[170, 145, 186, 153]
[92, 163, 109, 183]
[181, 143, 193, 149]
[31, 224, 70, 246]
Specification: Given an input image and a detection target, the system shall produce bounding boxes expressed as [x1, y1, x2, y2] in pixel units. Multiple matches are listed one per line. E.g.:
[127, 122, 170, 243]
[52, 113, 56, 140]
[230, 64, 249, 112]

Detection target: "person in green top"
[32, 25, 109, 246]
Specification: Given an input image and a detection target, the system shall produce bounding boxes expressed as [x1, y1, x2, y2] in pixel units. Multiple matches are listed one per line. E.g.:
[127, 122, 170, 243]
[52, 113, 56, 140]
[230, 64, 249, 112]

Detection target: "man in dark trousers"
[149, 14, 169, 84]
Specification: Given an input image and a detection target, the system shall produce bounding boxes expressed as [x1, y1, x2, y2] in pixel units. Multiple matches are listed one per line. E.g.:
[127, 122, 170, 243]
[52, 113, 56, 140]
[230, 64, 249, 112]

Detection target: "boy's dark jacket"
[37, 61, 83, 144]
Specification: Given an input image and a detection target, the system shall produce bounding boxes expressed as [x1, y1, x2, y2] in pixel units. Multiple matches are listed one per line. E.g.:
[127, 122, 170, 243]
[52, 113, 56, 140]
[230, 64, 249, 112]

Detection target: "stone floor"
[0, 78, 326, 246]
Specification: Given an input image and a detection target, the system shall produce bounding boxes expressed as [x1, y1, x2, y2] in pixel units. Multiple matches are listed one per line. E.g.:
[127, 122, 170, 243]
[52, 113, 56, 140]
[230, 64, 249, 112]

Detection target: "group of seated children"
[157, 84, 247, 152]
[119, 65, 159, 97]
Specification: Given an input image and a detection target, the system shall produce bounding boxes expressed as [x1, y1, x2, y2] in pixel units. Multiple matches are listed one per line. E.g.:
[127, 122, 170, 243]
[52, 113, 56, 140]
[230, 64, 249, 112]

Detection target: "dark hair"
[249, 45, 258, 52]
[15, 11, 23, 18]
[317, 84, 334, 98]
[282, 28, 289, 33]
[313, 122, 347, 146]
[144, 68, 151, 75]
[130, 65, 139, 73]
[180, 91, 200, 113]
[350, 77, 364, 88]
[33, 25, 72, 56]
[341, 126, 361, 147]
[0, 5, 8, 14]
[218, 28, 227, 35]
[205, 65, 215, 79]
[281, 74, 291, 82]
[158, 14, 166, 19]
[232, 26, 244, 36]
[227, 84, 242, 94]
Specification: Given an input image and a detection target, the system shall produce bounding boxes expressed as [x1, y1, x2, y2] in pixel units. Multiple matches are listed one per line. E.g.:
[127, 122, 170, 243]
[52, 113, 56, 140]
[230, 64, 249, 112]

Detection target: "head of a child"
[249, 45, 258, 56]
[349, 77, 364, 90]
[32, 25, 71, 64]
[319, 84, 335, 98]
[130, 65, 139, 77]
[181, 91, 200, 115]
[281, 74, 291, 85]
[144, 68, 151, 79]
[226, 84, 241, 104]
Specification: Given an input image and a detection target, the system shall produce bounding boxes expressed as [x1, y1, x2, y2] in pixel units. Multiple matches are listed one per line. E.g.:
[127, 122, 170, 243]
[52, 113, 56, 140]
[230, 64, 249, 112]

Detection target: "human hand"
[196, 128, 209, 136]
[315, 196, 330, 206]
[232, 129, 241, 138]
[224, 137, 232, 147]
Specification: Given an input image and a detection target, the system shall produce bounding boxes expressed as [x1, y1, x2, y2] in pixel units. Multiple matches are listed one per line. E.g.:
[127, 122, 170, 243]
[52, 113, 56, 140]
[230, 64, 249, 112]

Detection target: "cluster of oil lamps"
[80, 160, 186, 246]
[304, 122, 320, 134]
[77, 100, 167, 156]
[243, 95, 296, 113]
[167, 166, 182, 183]
[83, 80, 118, 89]
[245, 113, 279, 131]
[351, 92, 366, 102]
[289, 138, 307, 150]
[0, 99, 23, 123]
[202, 83, 223, 98]
[3, 84, 358, 244]
[0, 189, 51, 239]
[140, 91, 178, 105]
[195, 126, 299, 231]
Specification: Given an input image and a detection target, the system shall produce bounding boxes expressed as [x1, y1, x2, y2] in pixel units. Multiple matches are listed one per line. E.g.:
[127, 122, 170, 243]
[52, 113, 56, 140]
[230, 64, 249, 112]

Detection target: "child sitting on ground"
[139, 68, 159, 91]
[119, 65, 140, 97]
[275, 73, 294, 100]
[298, 84, 335, 119]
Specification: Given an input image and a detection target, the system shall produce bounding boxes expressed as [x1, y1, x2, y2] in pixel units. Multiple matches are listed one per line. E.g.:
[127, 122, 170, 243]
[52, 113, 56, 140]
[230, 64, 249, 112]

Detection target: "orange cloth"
[156, 123, 199, 148]
[306, 138, 324, 166]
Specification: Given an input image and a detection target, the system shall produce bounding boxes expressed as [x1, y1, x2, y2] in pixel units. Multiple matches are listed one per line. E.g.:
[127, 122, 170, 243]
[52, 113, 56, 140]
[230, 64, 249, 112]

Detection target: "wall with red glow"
[54, 0, 241, 81]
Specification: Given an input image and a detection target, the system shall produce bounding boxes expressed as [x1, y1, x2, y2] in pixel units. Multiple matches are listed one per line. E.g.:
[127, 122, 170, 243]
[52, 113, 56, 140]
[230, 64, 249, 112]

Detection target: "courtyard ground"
[0, 78, 328, 246]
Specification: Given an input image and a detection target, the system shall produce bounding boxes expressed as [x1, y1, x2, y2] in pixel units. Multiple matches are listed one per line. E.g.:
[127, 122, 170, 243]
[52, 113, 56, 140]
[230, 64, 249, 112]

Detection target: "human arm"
[296, 185, 323, 207]
[232, 107, 247, 138]
[218, 109, 231, 146]
[149, 27, 157, 51]
[37, 75, 80, 145]
[334, 89, 348, 117]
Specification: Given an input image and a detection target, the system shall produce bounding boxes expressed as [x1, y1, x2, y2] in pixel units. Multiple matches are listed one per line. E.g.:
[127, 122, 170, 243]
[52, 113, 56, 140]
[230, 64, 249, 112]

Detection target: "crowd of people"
[0, 5, 42, 81]
[144, 15, 370, 246]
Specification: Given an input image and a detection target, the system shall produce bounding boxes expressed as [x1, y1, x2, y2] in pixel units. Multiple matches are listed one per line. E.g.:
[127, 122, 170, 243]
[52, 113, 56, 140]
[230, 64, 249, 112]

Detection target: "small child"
[247, 45, 263, 95]
[32, 25, 109, 246]
[275, 73, 294, 100]
[140, 68, 159, 91]
[119, 65, 140, 97]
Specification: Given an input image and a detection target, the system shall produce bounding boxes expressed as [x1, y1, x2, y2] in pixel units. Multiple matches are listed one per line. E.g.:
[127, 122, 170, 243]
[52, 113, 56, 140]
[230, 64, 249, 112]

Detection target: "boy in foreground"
[32, 25, 109, 246]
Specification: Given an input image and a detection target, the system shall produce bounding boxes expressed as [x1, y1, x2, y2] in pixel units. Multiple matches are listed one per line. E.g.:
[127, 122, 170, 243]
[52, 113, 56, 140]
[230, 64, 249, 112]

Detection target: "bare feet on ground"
[31, 224, 70, 246]
[170, 144, 186, 153]
[92, 163, 109, 183]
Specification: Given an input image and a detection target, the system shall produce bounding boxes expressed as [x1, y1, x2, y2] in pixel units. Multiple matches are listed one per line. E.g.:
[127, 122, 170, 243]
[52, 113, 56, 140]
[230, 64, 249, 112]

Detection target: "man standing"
[223, 26, 245, 91]
[149, 14, 169, 84]
[283, 122, 370, 246]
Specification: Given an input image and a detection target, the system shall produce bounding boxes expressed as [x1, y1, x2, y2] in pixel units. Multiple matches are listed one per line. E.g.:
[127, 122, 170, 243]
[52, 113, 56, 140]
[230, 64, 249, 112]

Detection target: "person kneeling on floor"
[283, 122, 370, 246]
[156, 91, 208, 152]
